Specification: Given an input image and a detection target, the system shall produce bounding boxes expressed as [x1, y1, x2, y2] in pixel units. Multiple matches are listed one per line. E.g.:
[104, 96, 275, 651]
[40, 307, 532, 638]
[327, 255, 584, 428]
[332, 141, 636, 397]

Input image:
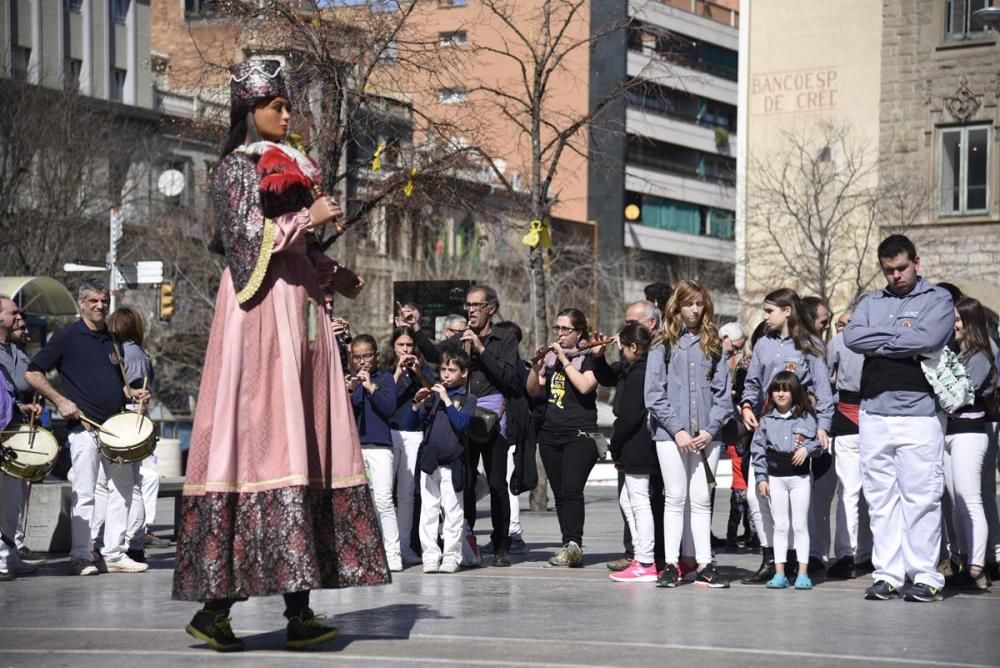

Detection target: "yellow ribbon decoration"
[371, 142, 386, 172]
[403, 168, 418, 198]
[521, 219, 551, 249]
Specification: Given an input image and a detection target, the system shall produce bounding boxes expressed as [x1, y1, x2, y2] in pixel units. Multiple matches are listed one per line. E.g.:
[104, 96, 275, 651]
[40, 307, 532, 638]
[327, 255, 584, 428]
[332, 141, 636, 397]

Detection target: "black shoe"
[491, 552, 512, 567]
[694, 564, 730, 588]
[0, 571, 15, 581]
[807, 556, 826, 576]
[185, 610, 245, 652]
[827, 556, 857, 580]
[904, 582, 943, 603]
[17, 547, 45, 562]
[741, 547, 775, 585]
[656, 563, 679, 588]
[286, 608, 340, 650]
[144, 532, 172, 548]
[855, 558, 875, 574]
[864, 580, 899, 601]
[126, 549, 147, 564]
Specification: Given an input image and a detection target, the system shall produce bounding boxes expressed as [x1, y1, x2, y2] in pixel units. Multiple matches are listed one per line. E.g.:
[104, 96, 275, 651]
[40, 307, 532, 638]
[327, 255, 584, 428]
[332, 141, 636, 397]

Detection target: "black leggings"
[538, 430, 598, 546]
[204, 590, 311, 619]
[464, 429, 511, 547]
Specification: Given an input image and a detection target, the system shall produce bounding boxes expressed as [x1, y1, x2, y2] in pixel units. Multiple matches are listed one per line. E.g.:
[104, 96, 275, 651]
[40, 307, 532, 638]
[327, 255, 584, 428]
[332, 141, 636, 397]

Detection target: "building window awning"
[0, 276, 79, 316]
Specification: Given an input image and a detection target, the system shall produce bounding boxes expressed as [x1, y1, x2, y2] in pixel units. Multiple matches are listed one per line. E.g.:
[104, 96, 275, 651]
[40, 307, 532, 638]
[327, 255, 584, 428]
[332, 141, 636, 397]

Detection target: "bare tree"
[0, 79, 158, 280]
[467, 0, 640, 349]
[745, 121, 926, 307]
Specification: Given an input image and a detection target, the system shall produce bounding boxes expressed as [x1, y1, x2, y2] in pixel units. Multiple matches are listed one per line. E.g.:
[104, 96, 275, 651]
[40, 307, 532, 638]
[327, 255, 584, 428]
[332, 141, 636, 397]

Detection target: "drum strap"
[110, 336, 131, 391]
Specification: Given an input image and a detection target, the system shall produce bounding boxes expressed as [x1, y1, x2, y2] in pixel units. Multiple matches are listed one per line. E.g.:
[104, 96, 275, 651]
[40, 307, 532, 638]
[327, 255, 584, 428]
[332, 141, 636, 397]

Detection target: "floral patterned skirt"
[172, 485, 390, 602]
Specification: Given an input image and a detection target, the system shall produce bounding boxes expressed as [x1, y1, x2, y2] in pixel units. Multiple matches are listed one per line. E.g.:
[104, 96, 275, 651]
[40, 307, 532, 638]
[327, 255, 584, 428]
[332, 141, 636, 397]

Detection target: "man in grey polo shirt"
[844, 235, 954, 602]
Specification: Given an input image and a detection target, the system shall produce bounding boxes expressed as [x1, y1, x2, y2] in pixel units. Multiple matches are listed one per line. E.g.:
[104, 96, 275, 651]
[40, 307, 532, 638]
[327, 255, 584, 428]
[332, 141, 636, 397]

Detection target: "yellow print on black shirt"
[549, 370, 567, 409]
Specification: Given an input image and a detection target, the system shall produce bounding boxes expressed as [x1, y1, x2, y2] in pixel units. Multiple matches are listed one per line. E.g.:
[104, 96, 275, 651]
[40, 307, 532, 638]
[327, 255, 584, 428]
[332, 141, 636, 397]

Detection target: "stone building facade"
[878, 0, 1000, 311]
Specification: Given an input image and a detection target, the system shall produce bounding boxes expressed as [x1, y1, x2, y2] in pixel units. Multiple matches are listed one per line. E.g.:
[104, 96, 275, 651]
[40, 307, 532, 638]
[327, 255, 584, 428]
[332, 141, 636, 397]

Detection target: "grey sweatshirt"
[750, 410, 821, 481]
[843, 277, 954, 417]
[827, 332, 863, 394]
[644, 332, 733, 442]
[740, 332, 834, 432]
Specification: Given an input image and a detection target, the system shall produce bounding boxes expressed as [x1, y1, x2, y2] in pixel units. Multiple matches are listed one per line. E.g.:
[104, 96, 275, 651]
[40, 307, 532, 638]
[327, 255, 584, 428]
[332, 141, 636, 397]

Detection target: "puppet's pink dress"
[173, 189, 389, 602]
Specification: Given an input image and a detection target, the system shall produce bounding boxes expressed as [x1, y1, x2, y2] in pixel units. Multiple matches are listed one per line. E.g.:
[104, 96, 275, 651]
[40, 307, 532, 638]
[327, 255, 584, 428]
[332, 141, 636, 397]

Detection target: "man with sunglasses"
[411, 285, 519, 567]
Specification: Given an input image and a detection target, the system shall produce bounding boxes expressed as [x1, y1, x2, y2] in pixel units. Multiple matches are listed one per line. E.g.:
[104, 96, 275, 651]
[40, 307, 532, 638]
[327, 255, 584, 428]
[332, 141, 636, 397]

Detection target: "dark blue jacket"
[351, 368, 396, 447]
[388, 362, 436, 432]
[417, 386, 477, 490]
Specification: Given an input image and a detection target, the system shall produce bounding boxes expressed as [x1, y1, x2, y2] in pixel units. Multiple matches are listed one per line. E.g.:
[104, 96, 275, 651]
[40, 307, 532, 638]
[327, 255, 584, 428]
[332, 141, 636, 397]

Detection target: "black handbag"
[468, 406, 500, 445]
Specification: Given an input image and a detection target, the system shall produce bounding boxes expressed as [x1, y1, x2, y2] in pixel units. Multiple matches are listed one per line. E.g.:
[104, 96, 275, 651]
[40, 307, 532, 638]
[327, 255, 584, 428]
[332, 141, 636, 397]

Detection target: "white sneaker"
[422, 561, 440, 574]
[439, 561, 460, 574]
[69, 558, 98, 576]
[387, 555, 403, 572]
[105, 555, 149, 574]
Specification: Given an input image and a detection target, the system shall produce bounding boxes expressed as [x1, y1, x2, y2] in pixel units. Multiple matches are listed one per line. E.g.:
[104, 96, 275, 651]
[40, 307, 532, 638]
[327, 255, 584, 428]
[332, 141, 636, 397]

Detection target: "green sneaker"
[185, 610, 244, 652]
[904, 583, 943, 602]
[286, 609, 340, 650]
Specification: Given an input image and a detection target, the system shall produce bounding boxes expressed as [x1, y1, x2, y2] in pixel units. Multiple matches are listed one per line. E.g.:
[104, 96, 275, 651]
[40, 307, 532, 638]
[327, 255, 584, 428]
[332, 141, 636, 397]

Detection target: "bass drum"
[0, 424, 60, 482]
[98, 412, 157, 464]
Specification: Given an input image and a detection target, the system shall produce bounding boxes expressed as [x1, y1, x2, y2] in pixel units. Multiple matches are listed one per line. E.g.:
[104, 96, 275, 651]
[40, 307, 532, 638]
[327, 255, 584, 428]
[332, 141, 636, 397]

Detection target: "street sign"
[64, 262, 108, 272]
[117, 261, 164, 287]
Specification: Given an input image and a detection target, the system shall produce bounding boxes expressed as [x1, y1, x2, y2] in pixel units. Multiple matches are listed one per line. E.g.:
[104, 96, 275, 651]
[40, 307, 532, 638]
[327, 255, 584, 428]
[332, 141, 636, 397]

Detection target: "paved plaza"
[0, 484, 997, 667]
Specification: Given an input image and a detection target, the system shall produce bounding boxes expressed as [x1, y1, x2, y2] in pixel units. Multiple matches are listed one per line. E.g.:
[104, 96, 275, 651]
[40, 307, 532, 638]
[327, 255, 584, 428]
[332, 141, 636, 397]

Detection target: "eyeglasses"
[552, 326, 577, 334]
[351, 352, 376, 361]
[445, 326, 468, 335]
[463, 302, 490, 312]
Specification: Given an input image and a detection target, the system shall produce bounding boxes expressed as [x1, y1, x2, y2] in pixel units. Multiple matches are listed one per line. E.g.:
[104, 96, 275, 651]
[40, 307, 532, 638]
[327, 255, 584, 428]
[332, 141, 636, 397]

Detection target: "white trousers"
[362, 445, 400, 560]
[68, 429, 136, 562]
[769, 474, 811, 565]
[419, 465, 464, 567]
[943, 432, 989, 567]
[832, 434, 872, 561]
[808, 452, 837, 561]
[619, 473, 655, 564]
[859, 411, 945, 589]
[747, 467, 774, 549]
[657, 440, 720, 565]
[126, 460, 160, 549]
[0, 474, 28, 550]
[392, 430, 423, 562]
[506, 444, 522, 537]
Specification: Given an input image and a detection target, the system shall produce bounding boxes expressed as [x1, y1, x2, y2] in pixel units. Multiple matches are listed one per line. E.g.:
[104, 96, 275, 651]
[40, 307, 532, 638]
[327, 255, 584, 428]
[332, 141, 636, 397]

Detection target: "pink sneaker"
[609, 560, 658, 583]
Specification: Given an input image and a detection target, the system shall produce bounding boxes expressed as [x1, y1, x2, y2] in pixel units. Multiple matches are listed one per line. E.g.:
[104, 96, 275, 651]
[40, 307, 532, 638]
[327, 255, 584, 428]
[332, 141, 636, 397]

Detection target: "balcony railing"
[626, 97, 734, 132]
[153, 89, 227, 122]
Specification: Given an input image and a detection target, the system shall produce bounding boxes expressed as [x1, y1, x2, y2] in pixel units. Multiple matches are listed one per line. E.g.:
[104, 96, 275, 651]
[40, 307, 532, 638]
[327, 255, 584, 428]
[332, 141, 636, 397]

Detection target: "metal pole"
[109, 208, 121, 312]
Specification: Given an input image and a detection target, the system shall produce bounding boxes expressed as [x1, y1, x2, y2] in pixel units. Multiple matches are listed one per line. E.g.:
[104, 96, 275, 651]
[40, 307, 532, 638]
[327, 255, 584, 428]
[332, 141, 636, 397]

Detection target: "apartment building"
[1, 0, 152, 106]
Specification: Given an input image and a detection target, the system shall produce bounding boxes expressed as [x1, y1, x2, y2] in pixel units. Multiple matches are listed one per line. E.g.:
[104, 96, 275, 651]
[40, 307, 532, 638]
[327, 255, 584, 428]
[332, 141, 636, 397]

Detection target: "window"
[439, 30, 467, 47]
[110, 68, 127, 101]
[63, 58, 82, 91]
[111, 0, 130, 24]
[939, 125, 990, 216]
[438, 0, 468, 7]
[185, 0, 217, 20]
[11, 47, 31, 81]
[945, 0, 995, 40]
[376, 39, 398, 64]
[438, 87, 468, 104]
[63, 0, 83, 12]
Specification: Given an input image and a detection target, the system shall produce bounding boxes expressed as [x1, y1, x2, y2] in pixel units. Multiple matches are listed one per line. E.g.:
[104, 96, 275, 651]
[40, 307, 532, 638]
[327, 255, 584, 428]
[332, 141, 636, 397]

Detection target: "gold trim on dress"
[235, 217, 276, 304]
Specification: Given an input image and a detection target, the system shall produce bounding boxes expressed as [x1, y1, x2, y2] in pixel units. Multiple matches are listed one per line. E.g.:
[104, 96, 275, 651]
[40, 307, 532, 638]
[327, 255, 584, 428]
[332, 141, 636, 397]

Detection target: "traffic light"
[158, 282, 175, 321]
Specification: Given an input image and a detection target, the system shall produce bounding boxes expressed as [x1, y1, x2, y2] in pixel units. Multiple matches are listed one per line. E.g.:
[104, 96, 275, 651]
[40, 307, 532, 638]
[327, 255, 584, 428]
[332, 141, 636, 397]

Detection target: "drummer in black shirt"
[527, 308, 601, 568]
[25, 282, 150, 576]
[408, 285, 519, 567]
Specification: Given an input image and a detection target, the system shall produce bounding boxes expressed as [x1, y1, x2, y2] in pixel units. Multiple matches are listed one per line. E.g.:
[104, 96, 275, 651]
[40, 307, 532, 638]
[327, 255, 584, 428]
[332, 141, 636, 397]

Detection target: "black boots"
[742, 547, 775, 584]
[491, 538, 512, 567]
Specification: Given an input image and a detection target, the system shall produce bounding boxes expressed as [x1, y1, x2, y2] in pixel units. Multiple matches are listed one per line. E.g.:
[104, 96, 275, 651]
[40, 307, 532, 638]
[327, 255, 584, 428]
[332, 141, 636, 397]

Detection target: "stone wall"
[878, 0, 1000, 310]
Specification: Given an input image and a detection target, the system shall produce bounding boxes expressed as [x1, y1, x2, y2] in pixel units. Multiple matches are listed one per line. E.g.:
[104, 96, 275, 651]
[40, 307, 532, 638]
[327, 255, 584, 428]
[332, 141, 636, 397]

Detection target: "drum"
[0, 424, 60, 482]
[98, 412, 157, 464]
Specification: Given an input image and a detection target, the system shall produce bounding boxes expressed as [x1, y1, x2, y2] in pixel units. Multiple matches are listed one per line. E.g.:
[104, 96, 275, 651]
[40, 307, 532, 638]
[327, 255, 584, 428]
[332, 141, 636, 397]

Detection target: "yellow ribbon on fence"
[521, 219, 552, 249]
